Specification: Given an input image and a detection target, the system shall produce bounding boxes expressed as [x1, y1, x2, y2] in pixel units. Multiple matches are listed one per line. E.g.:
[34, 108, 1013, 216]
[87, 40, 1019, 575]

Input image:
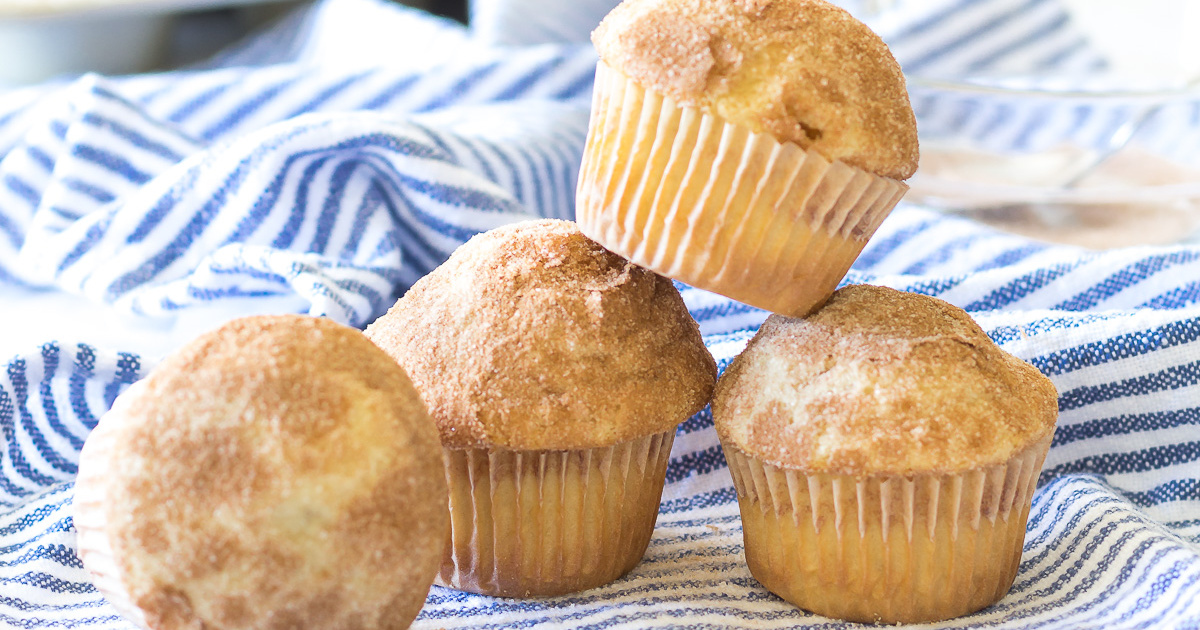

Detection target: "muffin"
[74, 315, 448, 630]
[576, 0, 918, 317]
[713, 285, 1058, 624]
[365, 219, 716, 597]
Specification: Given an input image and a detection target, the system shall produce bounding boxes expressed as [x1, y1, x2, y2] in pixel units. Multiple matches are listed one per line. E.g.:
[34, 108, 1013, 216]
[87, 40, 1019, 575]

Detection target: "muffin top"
[83, 315, 447, 630]
[365, 219, 717, 451]
[592, 0, 919, 180]
[714, 285, 1058, 474]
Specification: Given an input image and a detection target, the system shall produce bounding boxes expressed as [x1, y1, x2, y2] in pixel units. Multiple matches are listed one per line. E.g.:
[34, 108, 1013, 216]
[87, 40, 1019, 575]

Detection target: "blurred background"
[0, 0, 467, 86]
[4, 0, 1200, 249]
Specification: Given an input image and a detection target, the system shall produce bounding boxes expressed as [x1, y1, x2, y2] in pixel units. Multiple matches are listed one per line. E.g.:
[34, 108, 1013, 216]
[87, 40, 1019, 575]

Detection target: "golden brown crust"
[365, 219, 717, 450]
[713, 285, 1058, 474]
[592, 0, 919, 179]
[90, 315, 448, 630]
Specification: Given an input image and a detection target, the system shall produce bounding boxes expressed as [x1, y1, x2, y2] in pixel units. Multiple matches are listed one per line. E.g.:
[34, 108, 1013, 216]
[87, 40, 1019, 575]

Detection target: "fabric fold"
[0, 0, 1198, 628]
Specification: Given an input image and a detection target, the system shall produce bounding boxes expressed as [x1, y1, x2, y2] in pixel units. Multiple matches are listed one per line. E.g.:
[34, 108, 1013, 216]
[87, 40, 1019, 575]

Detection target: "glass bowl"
[904, 74, 1200, 249]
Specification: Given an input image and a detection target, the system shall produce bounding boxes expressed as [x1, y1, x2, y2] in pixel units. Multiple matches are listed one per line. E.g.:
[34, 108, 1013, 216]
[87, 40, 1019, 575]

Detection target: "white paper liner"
[436, 429, 675, 597]
[576, 62, 909, 317]
[73, 382, 150, 630]
[723, 435, 1053, 624]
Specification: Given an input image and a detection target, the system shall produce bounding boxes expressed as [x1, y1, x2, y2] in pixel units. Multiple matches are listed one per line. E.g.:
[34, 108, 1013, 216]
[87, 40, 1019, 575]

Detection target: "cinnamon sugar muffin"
[365, 219, 716, 597]
[713, 285, 1058, 624]
[577, 0, 918, 317]
[74, 315, 448, 630]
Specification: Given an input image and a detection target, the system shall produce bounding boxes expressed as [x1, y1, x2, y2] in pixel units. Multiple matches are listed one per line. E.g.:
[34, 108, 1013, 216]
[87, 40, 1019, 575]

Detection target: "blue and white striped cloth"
[2, 0, 1199, 627]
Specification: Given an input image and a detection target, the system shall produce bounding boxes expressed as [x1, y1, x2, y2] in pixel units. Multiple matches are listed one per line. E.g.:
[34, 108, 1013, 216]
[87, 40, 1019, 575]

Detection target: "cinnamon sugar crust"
[86, 315, 447, 630]
[713, 285, 1058, 474]
[365, 219, 717, 450]
[592, 0, 919, 180]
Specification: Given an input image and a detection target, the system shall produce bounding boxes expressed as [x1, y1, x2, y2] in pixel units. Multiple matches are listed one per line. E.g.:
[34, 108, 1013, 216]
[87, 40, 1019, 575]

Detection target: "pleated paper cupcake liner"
[722, 435, 1053, 624]
[576, 62, 909, 317]
[73, 383, 151, 630]
[437, 429, 675, 598]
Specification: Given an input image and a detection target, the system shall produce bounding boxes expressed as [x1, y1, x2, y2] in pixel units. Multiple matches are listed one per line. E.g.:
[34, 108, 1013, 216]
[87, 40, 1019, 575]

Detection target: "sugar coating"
[82, 315, 447, 630]
[714, 285, 1058, 474]
[366, 219, 717, 450]
[593, 0, 919, 180]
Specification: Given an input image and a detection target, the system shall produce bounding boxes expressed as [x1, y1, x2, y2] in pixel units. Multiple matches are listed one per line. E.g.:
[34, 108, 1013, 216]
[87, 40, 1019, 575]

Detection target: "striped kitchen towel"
[1, 0, 1199, 627]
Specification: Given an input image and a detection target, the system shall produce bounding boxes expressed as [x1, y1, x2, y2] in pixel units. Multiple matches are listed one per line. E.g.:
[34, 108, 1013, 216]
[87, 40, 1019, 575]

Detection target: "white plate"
[0, 0, 279, 19]
[0, 0, 290, 86]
